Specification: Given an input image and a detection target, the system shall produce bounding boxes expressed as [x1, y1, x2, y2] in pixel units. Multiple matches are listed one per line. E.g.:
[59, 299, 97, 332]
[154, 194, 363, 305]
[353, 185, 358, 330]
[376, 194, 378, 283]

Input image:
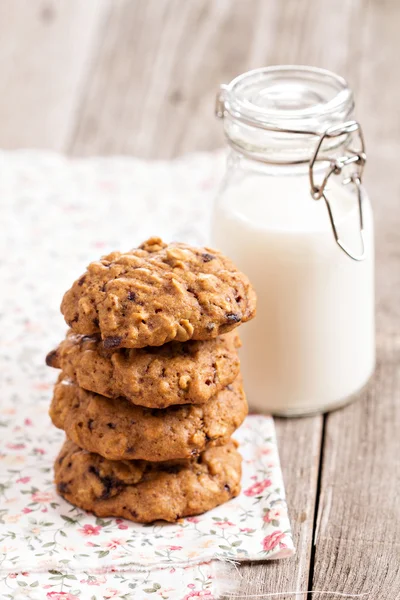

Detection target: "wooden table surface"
[0, 1, 399, 598]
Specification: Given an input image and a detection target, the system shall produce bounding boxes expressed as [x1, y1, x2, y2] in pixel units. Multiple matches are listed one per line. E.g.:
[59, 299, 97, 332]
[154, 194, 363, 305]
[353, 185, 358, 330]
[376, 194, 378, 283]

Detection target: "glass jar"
[212, 66, 375, 416]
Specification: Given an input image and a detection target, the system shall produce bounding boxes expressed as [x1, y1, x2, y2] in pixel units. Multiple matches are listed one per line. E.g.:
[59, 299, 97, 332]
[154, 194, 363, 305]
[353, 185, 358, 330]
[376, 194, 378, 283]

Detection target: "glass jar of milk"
[212, 66, 375, 416]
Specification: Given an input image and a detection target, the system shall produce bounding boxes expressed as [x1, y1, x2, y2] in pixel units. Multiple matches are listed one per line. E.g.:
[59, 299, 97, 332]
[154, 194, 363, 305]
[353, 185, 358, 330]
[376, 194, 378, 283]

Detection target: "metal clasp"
[309, 121, 367, 261]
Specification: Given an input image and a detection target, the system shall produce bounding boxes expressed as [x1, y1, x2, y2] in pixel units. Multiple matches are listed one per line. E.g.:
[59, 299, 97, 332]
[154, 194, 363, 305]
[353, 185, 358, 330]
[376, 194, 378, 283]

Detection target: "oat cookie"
[46, 330, 240, 408]
[61, 237, 256, 348]
[55, 439, 241, 523]
[50, 374, 247, 461]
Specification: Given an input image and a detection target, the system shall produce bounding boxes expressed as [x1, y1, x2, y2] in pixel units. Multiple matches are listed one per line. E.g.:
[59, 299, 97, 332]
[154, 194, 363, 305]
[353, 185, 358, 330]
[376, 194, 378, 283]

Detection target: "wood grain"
[0, 0, 110, 150]
[313, 355, 400, 598]
[311, 1, 400, 597]
[70, 0, 365, 160]
[232, 417, 323, 598]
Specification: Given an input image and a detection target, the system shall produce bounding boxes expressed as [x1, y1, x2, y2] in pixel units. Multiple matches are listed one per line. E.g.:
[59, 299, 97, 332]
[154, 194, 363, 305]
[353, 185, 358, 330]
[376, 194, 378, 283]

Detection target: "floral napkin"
[0, 150, 294, 599]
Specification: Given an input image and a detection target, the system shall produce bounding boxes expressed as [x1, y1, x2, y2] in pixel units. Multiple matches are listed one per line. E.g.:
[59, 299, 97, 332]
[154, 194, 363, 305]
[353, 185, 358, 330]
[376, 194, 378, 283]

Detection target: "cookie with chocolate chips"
[60, 237, 256, 349]
[46, 329, 241, 408]
[55, 438, 242, 523]
[50, 374, 247, 461]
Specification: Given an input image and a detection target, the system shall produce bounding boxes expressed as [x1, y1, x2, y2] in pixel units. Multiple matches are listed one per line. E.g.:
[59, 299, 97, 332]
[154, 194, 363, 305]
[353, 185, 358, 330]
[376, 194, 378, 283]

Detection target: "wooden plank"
[312, 357, 400, 598]
[311, 0, 400, 597]
[224, 0, 365, 591]
[0, 0, 110, 150]
[231, 417, 323, 598]
[71, 0, 234, 157]
[71, 0, 364, 159]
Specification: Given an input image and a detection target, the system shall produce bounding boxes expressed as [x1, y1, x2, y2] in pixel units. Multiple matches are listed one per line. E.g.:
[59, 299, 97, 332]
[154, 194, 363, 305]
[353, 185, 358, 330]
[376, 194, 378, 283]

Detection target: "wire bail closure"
[309, 121, 367, 261]
[216, 85, 368, 261]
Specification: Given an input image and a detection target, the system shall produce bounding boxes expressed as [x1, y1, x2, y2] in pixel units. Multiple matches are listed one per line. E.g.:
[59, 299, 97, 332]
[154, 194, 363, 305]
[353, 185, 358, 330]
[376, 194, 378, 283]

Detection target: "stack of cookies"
[46, 238, 256, 523]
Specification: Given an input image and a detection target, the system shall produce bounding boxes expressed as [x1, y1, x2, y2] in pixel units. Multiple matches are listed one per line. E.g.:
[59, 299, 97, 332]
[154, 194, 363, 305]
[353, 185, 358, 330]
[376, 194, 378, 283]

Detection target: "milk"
[212, 170, 375, 415]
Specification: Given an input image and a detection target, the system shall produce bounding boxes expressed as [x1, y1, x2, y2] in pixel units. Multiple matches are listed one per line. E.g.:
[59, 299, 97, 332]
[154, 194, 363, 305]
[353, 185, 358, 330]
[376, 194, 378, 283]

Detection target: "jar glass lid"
[220, 65, 354, 135]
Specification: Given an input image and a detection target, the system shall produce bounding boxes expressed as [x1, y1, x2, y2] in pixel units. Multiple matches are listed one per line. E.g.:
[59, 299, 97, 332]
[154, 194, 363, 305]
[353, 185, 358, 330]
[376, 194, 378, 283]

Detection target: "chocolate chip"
[88, 466, 122, 499]
[100, 475, 117, 500]
[202, 253, 215, 262]
[93, 318, 99, 327]
[225, 313, 241, 324]
[67, 462, 72, 468]
[224, 484, 231, 493]
[127, 291, 137, 301]
[126, 446, 135, 454]
[71, 315, 79, 324]
[78, 275, 86, 287]
[45, 349, 58, 367]
[155, 308, 162, 313]
[160, 464, 181, 474]
[88, 419, 94, 431]
[129, 509, 138, 518]
[107, 422, 116, 429]
[103, 336, 122, 349]
[58, 482, 69, 494]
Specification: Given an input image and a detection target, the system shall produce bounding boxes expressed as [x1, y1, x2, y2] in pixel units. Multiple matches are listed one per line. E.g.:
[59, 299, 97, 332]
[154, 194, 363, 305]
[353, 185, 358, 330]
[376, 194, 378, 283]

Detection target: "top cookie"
[61, 237, 256, 348]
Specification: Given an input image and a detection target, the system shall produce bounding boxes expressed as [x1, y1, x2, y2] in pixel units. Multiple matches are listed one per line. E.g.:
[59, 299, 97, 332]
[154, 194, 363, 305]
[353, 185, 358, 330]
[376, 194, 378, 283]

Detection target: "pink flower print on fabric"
[244, 478, 272, 496]
[262, 530, 287, 553]
[78, 524, 102, 536]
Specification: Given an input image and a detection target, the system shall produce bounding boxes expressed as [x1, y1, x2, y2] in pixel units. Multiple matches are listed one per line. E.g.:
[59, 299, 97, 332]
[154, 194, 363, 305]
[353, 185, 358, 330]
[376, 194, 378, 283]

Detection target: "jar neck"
[217, 66, 355, 165]
[226, 148, 331, 178]
[222, 116, 355, 167]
